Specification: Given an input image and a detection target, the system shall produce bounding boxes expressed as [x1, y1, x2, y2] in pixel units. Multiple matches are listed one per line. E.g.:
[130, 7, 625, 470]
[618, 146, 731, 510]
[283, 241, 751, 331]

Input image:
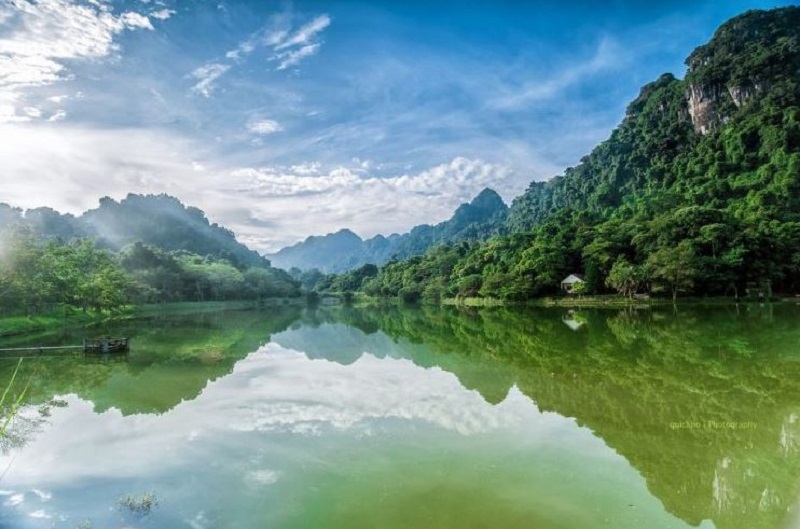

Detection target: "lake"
[1, 304, 800, 529]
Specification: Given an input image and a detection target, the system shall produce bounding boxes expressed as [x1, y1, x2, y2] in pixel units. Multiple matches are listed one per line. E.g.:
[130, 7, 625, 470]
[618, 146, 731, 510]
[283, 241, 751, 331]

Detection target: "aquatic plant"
[0, 358, 29, 438]
[117, 491, 159, 517]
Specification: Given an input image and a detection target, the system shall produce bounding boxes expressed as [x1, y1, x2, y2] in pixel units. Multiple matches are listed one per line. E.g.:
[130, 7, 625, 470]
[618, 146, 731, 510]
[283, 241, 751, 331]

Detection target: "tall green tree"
[648, 242, 698, 302]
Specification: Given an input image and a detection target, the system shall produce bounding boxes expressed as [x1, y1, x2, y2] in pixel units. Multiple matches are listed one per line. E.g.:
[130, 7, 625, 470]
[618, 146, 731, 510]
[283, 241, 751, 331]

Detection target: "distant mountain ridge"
[0, 193, 269, 268]
[267, 188, 508, 273]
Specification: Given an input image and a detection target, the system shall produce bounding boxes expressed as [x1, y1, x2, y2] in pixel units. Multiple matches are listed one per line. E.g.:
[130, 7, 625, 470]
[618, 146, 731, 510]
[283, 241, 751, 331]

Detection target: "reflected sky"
[0, 334, 692, 529]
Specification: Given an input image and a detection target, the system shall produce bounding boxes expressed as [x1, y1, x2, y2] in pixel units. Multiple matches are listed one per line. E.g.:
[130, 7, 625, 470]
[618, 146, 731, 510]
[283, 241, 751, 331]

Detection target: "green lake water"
[1, 304, 800, 528]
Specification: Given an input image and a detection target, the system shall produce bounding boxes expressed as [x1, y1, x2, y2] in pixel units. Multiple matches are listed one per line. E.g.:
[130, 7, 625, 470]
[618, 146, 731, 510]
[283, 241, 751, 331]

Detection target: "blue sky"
[0, 0, 796, 251]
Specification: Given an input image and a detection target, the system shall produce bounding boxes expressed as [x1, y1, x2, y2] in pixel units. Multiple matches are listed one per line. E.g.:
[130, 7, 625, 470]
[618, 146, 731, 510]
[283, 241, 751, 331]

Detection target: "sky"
[0, 0, 796, 252]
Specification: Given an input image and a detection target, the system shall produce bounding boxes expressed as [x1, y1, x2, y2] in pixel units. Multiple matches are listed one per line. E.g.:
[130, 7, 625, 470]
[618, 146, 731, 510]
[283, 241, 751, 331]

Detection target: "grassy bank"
[0, 312, 103, 338]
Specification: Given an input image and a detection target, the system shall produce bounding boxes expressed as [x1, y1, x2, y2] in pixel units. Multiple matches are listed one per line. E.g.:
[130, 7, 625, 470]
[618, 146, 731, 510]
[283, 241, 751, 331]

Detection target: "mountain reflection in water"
[1, 304, 798, 529]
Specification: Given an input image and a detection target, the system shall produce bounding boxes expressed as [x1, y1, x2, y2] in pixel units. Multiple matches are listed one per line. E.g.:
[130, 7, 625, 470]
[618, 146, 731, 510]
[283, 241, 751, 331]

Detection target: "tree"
[570, 281, 588, 297]
[648, 242, 698, 302]
[606, 258, 642, 298]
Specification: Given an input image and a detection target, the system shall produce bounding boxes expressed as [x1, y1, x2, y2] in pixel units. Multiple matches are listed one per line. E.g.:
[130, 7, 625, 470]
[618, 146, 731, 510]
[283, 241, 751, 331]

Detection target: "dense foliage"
[0, 199, 301, 315]
[322, 7, 800, 302]
[0, 227, 130, 314]
[119, 241, 299, 303]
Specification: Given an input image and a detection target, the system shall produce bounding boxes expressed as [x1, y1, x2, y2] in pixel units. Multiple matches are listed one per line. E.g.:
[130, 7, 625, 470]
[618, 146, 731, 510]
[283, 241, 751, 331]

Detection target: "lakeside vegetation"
[0, 225, 300, 327]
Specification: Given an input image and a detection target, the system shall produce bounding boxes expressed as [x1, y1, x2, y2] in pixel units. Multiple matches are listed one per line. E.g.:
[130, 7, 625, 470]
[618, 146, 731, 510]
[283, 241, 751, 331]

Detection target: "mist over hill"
[0, 194, 300, 309]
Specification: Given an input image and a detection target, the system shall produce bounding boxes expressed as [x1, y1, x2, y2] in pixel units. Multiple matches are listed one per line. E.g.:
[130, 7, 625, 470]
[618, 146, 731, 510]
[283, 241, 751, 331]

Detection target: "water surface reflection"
[0, 304, 798, 529]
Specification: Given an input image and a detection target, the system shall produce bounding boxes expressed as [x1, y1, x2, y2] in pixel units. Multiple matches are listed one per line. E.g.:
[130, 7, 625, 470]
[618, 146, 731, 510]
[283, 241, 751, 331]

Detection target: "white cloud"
[268, 14, 329, 71]
[0, 102, 31, 122]
[47, 109, 67, 122]
[289, 162, 321, 175]
[233, 157, 509, 200]
[225, 41, 255, 60]
[119, 11, 153, 30]
[190, 10, 330, 94]
[0, 55, 64, 88]
[274, 14, 330, 51]
[227, 157, 514, 251]
[150, 8, 175, 20]
[4, 493, 24, 507]
[0, 123, 202, 214]
[0, 0, 154, 122]
[190, 63, 230, 97]
[247, 119, 283, 135]
[275, 43, 320, 71]
[0, 6, 13, 26]
[351, 157, 372, 171]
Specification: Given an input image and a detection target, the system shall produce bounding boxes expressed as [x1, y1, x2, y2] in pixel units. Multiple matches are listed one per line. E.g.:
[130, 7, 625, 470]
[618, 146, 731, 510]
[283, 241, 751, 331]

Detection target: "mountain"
[267, 228, 371, 273]
[1, 193, 270, 269]
[0, 194, 301, 306]
[332, 6, 800, 301]
[507, 6, 800, 234]
[268, 188, 508, 273]
[82, 194, 272, 268]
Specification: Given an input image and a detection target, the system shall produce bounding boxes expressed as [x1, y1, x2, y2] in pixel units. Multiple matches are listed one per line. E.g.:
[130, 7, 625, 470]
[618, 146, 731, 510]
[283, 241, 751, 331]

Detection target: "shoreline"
[2, 294, 794, 340]
[342, 293, 793, 309]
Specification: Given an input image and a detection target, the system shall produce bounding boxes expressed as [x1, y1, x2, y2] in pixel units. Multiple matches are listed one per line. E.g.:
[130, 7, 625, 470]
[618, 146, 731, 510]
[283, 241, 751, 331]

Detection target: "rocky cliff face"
[684, 7, 799, 135]
[686, 83, 729, 135]
[685, 75, 766, 135]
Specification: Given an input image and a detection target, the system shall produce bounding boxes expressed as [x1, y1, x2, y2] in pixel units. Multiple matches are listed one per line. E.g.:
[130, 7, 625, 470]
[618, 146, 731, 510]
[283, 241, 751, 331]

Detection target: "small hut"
[561, 274, 585, 293]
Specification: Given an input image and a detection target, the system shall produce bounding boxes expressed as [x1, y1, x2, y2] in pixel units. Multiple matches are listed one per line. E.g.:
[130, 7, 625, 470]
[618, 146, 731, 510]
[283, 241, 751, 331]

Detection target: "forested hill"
[1, 194, 268, 269]
[0, 195, 300, 311]
[328, 7, 800, 302]
[268, 188, 508, 273]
